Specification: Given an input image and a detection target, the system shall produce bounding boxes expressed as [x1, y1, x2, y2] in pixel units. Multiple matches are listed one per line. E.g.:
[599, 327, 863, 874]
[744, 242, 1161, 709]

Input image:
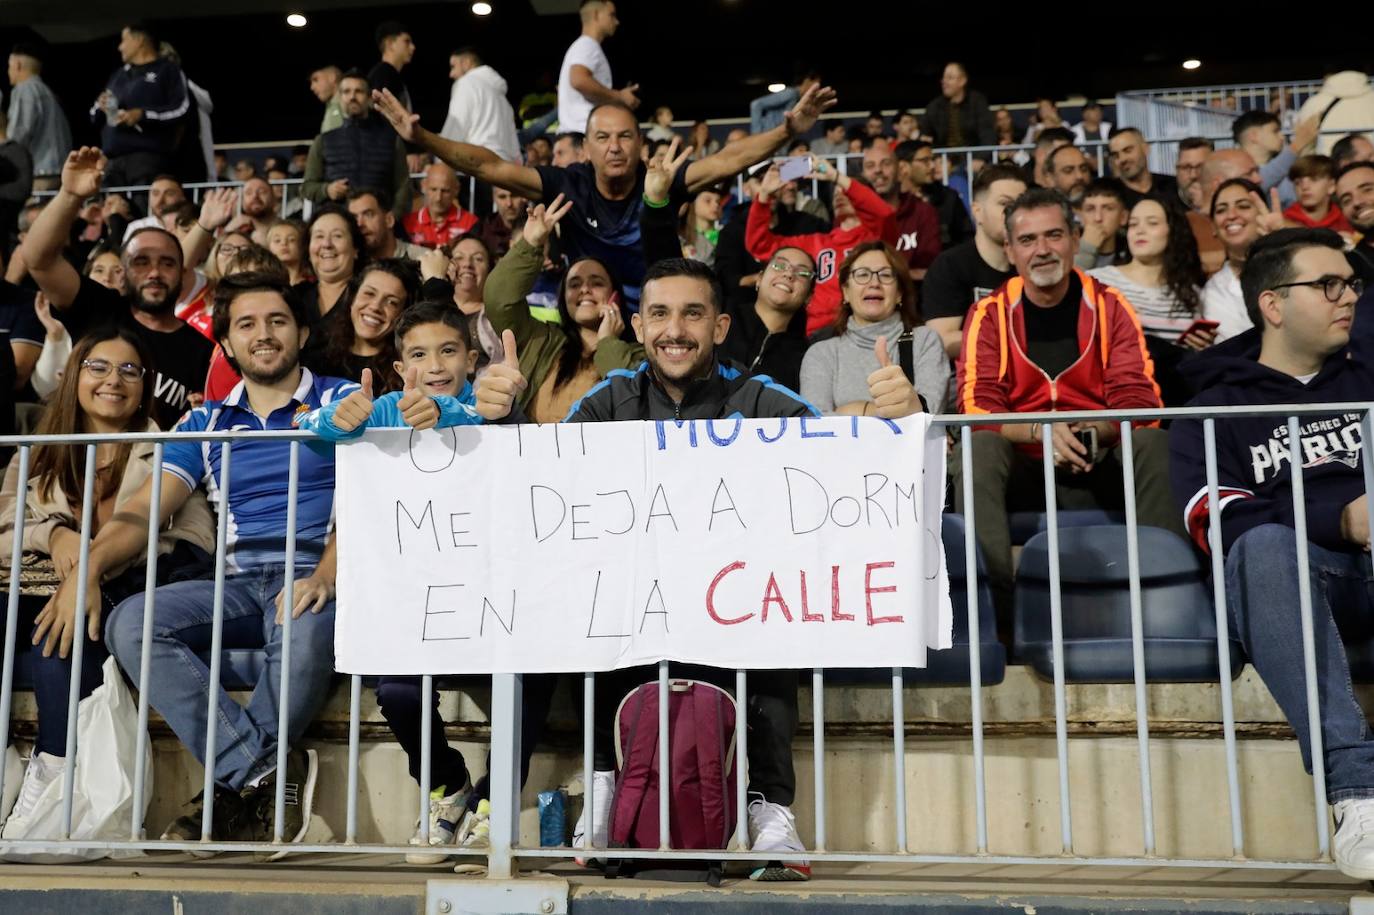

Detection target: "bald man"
[1187, 149, 1263, 275]
[403, 160, 477, 247]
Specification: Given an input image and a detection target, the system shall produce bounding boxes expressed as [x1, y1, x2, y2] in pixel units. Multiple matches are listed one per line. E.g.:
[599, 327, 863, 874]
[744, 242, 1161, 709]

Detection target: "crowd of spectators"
[0, 0, 1373, 883]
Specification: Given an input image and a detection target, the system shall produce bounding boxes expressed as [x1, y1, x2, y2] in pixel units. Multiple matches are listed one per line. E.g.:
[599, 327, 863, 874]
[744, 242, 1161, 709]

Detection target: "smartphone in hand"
[778, 156, 811, 183]
[1074, 426, 1098, 465]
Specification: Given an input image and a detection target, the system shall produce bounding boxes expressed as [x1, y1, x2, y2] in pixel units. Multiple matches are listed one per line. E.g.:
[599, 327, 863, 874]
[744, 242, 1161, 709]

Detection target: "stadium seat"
[1014, 524, 1241, 683]
[830, 513, 1006, 687]
[1009, 509, 1125, 545]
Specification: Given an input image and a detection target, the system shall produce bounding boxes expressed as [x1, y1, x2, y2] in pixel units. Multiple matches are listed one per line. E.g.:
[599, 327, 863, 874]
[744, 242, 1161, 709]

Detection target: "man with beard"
[303, 70, 411, 223]
[477, 256, 824, 882]
[346, 187, 426, 261]
[953, 187, 1179, 625]
[22, 147, 214, 427]
[862, 142, 941, 280]
[121, 174, 187, 241]
[1107, 127, 1178, 210]
[373, 84, 836, 310]
[47, 270, 392, 853]
[1045, 144, 1093, 211]
[1336, 162, 1374, 293]
[230, 175, 278, 246]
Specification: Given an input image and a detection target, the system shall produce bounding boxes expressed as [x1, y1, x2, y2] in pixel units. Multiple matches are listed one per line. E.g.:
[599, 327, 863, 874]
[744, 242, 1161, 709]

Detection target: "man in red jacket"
[746, 160, 895, 336]
[952, 187, 1184, 624]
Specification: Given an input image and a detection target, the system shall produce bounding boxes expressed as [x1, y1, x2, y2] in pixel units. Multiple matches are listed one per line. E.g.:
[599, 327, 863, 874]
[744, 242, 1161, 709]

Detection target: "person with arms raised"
[21, 148, 214, 428]
[745, 159, 896, 336]
[372, 80, 836, 310]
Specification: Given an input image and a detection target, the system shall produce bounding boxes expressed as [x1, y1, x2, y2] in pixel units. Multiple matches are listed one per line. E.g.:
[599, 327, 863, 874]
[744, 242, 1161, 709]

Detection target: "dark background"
[3, 1, 1372, 146]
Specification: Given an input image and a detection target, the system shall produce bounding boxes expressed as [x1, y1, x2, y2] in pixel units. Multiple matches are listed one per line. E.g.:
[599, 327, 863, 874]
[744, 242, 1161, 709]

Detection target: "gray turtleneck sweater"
[799, 313, 949, 415]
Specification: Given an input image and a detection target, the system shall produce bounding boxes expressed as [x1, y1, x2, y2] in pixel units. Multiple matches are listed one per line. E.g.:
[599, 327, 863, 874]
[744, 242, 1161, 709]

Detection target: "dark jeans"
[592, 664, 799, 806]
[951, 427, 1184, 635]
[376, 676, 470, 794]
[0, 594, 107, 757]
[1227, 524, 1374, 802]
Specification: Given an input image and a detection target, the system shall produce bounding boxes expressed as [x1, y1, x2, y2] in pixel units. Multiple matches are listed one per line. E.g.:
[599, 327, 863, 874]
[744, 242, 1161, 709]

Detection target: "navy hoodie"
[1169, 334, 1372, 555]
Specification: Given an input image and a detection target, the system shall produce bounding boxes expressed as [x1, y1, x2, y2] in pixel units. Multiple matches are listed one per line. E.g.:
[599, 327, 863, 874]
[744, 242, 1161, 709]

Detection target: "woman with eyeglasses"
[800, 241, 948, 416]
[716, 248, 816, 392]
[483, 196, 644, 423]
[0, 327, 215, 837]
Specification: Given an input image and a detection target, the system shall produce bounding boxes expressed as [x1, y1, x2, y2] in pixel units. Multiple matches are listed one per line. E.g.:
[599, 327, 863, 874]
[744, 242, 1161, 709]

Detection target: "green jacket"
[484, 237, 644, 413]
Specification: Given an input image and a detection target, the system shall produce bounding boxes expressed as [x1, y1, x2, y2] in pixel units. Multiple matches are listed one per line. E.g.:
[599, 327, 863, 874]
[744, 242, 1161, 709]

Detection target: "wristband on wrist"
[196, 221, 212, 233]
[642, 194, 668, 209]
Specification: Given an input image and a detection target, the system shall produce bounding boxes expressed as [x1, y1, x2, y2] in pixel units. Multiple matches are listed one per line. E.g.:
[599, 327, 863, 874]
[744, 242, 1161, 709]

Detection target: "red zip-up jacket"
[745, 179, 896, 336]
[956, 270, 1161, 455]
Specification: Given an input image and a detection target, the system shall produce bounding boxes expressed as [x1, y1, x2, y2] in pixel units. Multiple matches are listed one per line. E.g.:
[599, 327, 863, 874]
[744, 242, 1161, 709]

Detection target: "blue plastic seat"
[1009, 510, 1125, 546]
[829, 513, 1006, 687]
[1014, 524, 1241, 683]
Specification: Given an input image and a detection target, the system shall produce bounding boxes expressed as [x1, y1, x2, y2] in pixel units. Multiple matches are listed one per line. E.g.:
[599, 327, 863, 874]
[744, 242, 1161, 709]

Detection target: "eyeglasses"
[81, 359, 146, 382]
[849, 267, 897, 286]
[768, 259, 814, 280]
[1272, 275, 1365, 303]
[218, 243, 246, 259]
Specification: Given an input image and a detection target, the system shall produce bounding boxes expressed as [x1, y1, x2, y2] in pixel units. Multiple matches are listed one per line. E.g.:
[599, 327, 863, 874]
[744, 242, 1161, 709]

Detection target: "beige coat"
[0, 420, 217, 579]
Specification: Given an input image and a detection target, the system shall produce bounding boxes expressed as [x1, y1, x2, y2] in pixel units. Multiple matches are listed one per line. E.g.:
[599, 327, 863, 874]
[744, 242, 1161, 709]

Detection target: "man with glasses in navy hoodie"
[1169, 227, 1373, 880]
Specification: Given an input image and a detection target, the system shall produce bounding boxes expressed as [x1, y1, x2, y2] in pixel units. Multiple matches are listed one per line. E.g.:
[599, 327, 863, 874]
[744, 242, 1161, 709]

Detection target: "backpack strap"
[898, 331, 916, 385]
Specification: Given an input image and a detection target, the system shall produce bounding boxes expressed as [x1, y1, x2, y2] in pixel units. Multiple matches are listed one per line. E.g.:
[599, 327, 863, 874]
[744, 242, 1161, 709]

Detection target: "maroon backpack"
[607, 678, 738, 878]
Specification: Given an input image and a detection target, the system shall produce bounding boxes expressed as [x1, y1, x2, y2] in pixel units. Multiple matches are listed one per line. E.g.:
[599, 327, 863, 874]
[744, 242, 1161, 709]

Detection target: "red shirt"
[402, 205, 478, 248]
[1283, 201, 1353, 234]
[745, 180, 897, 336]
[891, 192, 942, 272]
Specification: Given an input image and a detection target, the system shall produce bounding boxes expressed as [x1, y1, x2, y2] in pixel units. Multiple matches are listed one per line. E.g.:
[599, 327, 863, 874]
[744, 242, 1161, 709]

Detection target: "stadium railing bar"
[0, 402, 1367, 876]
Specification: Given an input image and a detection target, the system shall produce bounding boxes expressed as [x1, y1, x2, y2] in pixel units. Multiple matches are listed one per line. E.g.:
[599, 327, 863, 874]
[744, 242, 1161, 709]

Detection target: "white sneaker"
[1, 752, 64, 839]
[572, 769, 615, 866]
[456, 798, 490, 849]
[405, 780, 472, 865]
[1333, 798, 1374, 879]
[747, 796, 810, 881]
[1, 745, 20, 826]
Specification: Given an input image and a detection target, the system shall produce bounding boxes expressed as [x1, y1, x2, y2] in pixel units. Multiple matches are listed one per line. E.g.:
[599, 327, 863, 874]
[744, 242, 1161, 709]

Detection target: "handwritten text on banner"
[334, 416, 951, 675]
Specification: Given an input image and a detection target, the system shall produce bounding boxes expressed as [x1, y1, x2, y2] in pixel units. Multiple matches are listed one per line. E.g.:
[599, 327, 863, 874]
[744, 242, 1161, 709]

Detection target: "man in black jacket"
[478, 257, 817, 881]
[91, 23, 189, 187]
[918, 62, 994, 151]
[302, 70, 411, 222]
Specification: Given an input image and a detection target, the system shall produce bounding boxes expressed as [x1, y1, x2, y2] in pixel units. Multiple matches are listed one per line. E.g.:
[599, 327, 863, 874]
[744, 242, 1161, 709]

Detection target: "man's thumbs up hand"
[332, 367, 375, 432]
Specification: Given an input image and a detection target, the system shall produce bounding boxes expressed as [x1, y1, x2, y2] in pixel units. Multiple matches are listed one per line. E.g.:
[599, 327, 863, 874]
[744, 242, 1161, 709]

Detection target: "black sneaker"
[160, 787, 252, 857]
[243, 748, 318, 860]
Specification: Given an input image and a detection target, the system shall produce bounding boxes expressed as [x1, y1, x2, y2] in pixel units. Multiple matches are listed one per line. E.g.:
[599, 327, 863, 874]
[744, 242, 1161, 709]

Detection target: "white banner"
[334, 416, 951, 675]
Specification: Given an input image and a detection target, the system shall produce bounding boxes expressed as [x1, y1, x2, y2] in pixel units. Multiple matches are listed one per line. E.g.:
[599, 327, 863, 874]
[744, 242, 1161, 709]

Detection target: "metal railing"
[0, 403, 1368, 877]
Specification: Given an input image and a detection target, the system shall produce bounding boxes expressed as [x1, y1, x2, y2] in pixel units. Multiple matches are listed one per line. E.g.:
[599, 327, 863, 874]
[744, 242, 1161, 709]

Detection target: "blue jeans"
[104, 564, 336, 792]
[1227, 524, 1374, 801]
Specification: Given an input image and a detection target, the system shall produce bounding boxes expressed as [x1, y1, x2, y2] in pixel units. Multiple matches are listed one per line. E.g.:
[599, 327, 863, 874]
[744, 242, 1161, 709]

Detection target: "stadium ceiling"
[0, 0, 578, 40]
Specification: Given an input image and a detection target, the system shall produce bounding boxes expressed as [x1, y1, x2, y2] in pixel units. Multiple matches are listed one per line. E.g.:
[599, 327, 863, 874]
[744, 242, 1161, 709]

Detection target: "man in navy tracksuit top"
[1168, 228, 1374, 880]
[90, 23, 190, 187]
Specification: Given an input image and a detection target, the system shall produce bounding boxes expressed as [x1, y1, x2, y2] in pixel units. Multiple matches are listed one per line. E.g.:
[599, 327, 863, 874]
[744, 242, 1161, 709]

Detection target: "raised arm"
[374, 88, 544, 200]
[568, 65, 639, 110]
[682, 84, 837, 192]
[180, 187, 238, 271]
[19, 148, 103, 308]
